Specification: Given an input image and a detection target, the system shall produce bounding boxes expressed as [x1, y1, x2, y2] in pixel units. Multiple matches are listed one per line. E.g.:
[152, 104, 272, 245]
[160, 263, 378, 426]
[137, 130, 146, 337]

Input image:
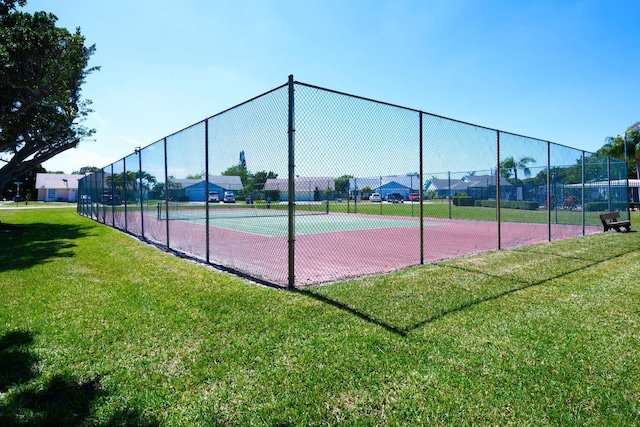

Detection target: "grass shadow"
[0, 330, 37, 392]
[0, 330, 159, 426]
[0, 222, 93, 273]
[300, 242, 640, 337]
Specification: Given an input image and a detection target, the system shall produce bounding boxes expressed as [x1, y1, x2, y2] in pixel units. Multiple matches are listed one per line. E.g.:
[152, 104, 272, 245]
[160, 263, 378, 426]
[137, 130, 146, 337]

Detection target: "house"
[35, 173, 85, 202]
[264, 177, 335, 202]
[565, 179, 639, 204]
[348, 176, 421, 200]
[169, 175, 244, 202]
[425, 175, 512, 199]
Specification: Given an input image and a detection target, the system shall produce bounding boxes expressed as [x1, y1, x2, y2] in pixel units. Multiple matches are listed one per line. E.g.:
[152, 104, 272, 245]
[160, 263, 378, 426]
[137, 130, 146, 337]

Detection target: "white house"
[35, 173, 85, 202]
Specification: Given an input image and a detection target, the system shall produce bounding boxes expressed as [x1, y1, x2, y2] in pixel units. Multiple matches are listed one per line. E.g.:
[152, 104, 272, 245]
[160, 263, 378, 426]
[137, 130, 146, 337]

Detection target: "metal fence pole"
[547, 141, 551, 241]
[205, 119, 210, 264]
[581, 151, 585, 235]
[137, 147, 144, 239]
[624, 133, 631, 219]
[110, 163, 115, 226]
[607, 156, 612, 212]
[163, 137, 170, 250]
[419, 112, 424, 265]
[287, 75, 296, 290]
[496, 131, 501, 250]
[380, 176, 383, 215]
[123, 157, 128, 231]
[447, 171, 452, 219]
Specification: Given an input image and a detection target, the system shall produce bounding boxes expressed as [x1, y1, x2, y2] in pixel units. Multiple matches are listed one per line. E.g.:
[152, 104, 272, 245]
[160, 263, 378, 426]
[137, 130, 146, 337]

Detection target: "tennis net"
[156, 201, 329, 221]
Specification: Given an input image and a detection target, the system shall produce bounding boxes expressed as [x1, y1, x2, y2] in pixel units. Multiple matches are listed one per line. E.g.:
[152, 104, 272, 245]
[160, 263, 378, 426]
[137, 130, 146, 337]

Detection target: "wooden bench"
[599, 211, 631, 232]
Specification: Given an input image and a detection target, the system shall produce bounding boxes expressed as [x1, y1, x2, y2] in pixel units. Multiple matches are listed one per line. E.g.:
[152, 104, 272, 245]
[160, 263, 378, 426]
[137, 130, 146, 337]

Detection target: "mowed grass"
[1, 207, 639, 426]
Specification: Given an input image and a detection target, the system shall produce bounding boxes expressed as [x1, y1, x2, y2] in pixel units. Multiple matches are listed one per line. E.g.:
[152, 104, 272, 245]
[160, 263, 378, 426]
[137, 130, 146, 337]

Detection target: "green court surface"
[168, 213, 440, 237]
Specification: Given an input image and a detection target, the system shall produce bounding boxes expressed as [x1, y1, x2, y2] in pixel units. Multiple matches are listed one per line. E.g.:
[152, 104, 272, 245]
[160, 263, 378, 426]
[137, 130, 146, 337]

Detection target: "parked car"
[387, 193, 404, 203]
[370, 192, 382, 203]
[208, 191, 220, 203]
[223, 191, 236, 203]
[99, 192, 121, 205]
[408, 191, 420, 202]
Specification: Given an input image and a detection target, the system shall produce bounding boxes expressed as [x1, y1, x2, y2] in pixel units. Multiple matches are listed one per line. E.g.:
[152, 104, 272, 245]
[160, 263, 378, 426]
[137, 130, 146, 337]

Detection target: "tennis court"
[157, 202, 438, 237]
[129, 206, 600, 287]
[79, 77, 626, 288]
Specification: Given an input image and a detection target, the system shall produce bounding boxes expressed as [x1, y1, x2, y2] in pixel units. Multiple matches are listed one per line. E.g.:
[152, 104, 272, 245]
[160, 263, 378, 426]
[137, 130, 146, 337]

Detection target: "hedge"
[584, 202, 628, 212]
[474, 200, 539, 210]
[452, 196, 475, 206]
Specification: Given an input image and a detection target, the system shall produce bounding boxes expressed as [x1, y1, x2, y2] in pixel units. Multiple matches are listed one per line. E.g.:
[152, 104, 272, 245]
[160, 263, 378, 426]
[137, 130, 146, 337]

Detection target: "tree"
[186, 172, 204, 179]
[599, 130, 639, 179]
[252, 170, 277, 191]
[500, 156, 536, 184]
[72, 166, 99, 174]
[221, 165, 251, 189]
[1, 162, 43, 200]
[334, 175, 353, 196]
[0, 1, 99, 189]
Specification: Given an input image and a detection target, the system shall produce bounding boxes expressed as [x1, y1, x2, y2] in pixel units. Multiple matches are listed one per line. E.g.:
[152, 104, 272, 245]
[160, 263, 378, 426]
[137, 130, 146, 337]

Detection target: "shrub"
[452, 196, 475, 206]
[473, 200, 538, 210]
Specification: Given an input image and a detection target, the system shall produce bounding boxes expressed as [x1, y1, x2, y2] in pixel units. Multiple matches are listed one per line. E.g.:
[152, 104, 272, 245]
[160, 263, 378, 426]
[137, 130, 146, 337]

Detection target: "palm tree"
[500, 156, 536, 184]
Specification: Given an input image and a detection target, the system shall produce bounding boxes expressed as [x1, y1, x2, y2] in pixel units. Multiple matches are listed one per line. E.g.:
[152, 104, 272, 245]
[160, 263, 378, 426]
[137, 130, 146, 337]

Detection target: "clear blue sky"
[23, 0, 640, 174]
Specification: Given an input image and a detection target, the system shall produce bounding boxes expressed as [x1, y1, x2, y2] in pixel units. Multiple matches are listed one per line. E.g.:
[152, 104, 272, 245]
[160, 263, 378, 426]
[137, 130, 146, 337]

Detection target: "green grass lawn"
[1, 207, 639, 426]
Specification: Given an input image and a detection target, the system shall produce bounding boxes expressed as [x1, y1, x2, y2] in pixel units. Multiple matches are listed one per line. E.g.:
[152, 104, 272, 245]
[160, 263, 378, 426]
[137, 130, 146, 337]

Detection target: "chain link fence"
[78, 76, 629, 288]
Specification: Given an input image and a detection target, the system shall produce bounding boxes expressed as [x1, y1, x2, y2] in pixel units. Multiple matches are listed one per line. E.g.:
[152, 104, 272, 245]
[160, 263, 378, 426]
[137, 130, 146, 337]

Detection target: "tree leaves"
[0, 5, 98, 188]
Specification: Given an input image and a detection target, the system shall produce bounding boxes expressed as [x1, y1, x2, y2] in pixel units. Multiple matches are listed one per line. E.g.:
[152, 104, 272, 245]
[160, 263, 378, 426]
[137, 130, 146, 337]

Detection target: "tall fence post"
[447, 171, 452, 219]
[496, 131, 501, 250]
[547, 141, 551, 242]
[419, 112, 424, 265]
[205, 119, 210, 264]
[163, 137, 170, 250]
[110, 163, 115, 226]
[287, 75, 296, 290]
[581, 151, 586, 235]
[123, 157, 128, 231]
[607, 156, 612, 212]
[137, 147, 144, 239]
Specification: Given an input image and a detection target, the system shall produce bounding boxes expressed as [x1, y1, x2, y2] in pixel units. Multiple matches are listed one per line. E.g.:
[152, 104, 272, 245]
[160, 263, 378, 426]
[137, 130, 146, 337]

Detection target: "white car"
[370, 192, 382, 202]
[208, 191, 220, 203]
[223, 191, 236, 203]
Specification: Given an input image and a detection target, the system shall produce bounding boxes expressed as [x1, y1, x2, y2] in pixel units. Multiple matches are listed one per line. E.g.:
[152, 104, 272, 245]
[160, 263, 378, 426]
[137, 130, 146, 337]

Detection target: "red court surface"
[104, 210, 600, 287]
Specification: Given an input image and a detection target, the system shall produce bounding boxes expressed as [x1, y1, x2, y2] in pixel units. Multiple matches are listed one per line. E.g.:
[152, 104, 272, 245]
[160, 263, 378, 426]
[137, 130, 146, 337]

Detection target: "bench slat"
[599, 211, 631, 232]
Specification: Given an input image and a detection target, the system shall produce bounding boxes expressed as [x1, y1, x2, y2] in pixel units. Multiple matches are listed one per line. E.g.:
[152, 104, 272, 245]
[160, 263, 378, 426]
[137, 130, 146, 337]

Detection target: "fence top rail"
[83, 76, 606, 181]
[294, 79, 601, 156]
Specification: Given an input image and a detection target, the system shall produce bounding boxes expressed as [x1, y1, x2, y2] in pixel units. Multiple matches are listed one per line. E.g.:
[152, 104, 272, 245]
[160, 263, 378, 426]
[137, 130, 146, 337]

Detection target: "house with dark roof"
[425, 175, 512, 199]
[348, 176, 421, 200]
[264, 177, 335, 202]
[170, 175, 243, 201]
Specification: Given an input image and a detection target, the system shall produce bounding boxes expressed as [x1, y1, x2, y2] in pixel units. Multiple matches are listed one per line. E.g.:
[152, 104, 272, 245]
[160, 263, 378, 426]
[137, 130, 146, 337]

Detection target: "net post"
[287, 75, 296, 290]
[354, 177, 357, 214]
